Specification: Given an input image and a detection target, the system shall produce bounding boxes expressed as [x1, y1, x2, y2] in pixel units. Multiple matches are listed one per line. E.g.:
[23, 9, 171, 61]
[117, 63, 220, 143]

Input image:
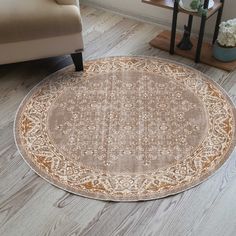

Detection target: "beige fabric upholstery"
[0, 33, 83, 65]
[0, 0, 83, 65]
[0, 0, 82, 44]
[56, 0, 79, 5]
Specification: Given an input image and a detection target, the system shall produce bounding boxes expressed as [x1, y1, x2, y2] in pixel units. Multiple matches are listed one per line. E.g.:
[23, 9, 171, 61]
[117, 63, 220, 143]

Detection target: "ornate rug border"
[13, 56, 236, 202]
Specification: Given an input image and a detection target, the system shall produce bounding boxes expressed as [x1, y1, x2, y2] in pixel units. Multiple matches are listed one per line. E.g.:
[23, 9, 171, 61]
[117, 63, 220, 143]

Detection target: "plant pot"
[213, 43, 236, 62]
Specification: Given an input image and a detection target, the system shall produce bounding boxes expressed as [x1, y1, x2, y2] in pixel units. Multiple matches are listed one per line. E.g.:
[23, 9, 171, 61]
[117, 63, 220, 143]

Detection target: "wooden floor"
[0, 4, 236, 236]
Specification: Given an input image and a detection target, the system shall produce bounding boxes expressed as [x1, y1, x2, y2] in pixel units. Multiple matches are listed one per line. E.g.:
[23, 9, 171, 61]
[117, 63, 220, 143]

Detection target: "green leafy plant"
[190, 0, 207, 16]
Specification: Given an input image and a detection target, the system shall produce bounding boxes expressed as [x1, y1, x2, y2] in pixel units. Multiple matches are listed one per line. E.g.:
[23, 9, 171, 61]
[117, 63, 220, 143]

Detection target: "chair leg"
[71, 52, 84, 71]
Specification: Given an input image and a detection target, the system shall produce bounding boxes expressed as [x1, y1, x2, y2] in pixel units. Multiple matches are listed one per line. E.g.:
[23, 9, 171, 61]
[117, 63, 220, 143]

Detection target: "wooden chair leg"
[71, 52, 84, 71]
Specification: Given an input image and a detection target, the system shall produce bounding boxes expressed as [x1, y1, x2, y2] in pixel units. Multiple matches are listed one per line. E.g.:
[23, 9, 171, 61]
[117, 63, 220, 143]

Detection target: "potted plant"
[213, 18, 236, 62]
[180, 0, 214, 16]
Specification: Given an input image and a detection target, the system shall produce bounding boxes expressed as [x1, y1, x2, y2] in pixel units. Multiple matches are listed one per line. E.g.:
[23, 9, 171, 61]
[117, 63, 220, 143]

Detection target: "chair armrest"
[55, 0, 79, 6]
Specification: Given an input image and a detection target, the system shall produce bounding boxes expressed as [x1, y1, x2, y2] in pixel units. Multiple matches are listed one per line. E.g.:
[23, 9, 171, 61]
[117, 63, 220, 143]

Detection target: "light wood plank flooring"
[0, 4, 236, 236]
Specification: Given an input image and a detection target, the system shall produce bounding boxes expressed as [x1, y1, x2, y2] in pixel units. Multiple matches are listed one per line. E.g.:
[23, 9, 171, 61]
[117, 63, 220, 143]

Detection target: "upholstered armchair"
[0, 0, 84, 71]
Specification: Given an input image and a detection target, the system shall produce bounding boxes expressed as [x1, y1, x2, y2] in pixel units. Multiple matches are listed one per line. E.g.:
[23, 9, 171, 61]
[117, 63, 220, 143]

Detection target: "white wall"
[81, 0, 235, 38]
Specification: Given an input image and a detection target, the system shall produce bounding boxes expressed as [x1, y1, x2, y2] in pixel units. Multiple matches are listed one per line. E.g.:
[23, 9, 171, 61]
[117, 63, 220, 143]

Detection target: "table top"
[142, 0, 222, 18]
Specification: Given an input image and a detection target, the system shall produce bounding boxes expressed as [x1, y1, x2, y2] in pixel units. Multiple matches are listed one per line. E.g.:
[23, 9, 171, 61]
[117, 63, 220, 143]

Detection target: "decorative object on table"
[179, 0, 214, 15]
[177, 24, 194, 50]
[14, 56, 236, 201]
[213, 18, 236, 62]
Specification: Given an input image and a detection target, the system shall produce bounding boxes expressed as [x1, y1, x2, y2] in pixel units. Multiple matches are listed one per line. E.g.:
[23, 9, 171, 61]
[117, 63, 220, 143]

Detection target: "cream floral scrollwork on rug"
[15, 57, 236, 201]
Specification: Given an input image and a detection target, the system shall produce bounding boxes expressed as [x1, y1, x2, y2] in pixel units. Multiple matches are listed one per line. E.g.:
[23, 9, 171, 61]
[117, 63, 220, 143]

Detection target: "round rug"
[14, 56, 236, 201]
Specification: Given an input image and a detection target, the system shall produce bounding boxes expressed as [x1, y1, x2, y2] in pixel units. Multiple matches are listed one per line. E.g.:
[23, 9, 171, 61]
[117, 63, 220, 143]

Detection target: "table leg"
[170, 0, 178, 54]
[187, 15, 193, 36]
[195, 15, 206, 63]
[212, 0, 224, 44]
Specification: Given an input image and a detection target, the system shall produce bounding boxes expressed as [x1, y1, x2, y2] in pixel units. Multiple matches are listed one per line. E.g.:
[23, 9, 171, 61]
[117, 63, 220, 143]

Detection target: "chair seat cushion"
[0, 0, 82, 44]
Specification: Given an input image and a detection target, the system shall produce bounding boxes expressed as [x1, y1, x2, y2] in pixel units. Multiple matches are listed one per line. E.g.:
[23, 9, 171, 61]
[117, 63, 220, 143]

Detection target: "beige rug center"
[48, 71, 207, 172]
[15, 57, 236, 201]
